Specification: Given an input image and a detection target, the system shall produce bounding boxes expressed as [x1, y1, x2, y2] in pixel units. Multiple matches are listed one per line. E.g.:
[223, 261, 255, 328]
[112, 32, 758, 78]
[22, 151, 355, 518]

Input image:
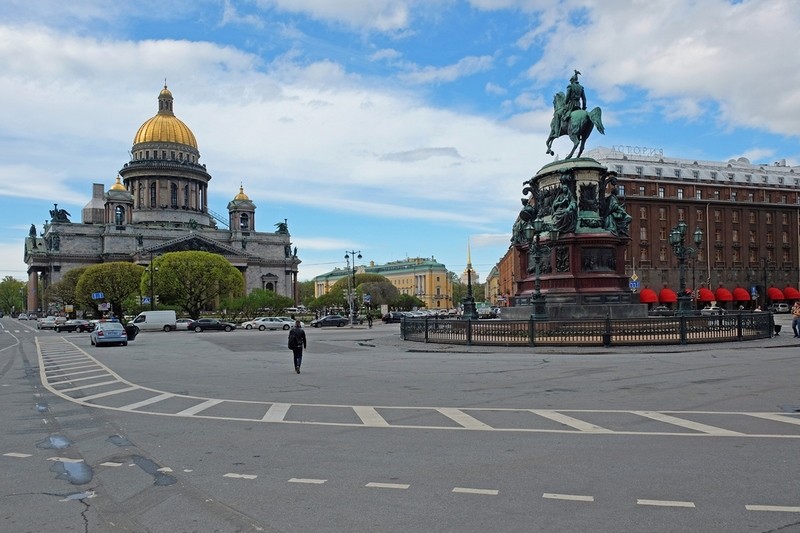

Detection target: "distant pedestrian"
[287, 320, 307, 373]
[366, 311, 373, 328]
[791, 302, 800, 337]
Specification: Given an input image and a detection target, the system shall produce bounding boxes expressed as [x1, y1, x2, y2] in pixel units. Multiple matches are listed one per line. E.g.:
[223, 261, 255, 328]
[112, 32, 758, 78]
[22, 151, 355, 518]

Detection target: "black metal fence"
[401, 313, 774, 347]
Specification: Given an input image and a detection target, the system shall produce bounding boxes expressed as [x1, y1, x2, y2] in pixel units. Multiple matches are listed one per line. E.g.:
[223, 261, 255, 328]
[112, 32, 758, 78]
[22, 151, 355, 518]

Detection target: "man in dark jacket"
[288, 320, 307, 373]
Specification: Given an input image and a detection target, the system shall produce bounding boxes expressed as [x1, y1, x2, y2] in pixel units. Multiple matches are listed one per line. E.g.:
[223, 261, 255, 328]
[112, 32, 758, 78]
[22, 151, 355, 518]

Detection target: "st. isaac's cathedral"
[23, 85, 300, 313]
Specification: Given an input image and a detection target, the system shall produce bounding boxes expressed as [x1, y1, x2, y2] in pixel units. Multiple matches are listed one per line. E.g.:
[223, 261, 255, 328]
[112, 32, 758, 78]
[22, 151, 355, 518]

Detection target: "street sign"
[629, 281, 640, 289]
[142, 296, 151, 304]
[91, 292, 104, 300]
[630, 273, 639, 282]
[363, 293, 371, 304]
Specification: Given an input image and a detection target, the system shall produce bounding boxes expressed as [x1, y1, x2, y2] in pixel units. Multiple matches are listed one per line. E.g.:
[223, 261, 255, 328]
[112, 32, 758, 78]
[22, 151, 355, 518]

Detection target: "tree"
[330, 273, 392, 314]
[297, 280, 315, 306]
[148, 251, 244, 319]
[223, 289, 294, 321]
[0, 276, 25, 315]
[47, 267, 87, 314]
[358, 281, 399, 307]
[75, 262, 145, 320]
[393, 293, 426, 311]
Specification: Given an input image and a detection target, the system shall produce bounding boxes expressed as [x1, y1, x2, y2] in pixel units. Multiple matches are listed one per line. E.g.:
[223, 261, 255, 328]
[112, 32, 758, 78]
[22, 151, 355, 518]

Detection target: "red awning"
[639, 288, 658, 304]
[697, 288, 715, 302]
[784, 286, 800, 300]
[659, 288, 677, 303]
[767, 287, 785, 301]
[732, 287, 751, 301]
[715, 287, 733, 301]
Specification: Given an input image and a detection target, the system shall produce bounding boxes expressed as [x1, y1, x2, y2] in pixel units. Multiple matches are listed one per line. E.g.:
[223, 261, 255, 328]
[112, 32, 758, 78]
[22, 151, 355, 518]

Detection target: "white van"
[132, 310, 177, 332]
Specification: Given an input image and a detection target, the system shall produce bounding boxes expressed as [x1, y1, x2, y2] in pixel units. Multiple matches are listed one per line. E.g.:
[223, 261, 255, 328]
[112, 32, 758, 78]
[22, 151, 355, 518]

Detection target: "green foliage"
[393, 294, 426, 311]
[46, 267, 88, 313]
[75, 262, 145, 320]
[222, 289, 295, 321]
[297, 280, 315, 305]
[0, 276, 26, 314]
[147, 251, 245, 319]
[358, 281, 399, 306]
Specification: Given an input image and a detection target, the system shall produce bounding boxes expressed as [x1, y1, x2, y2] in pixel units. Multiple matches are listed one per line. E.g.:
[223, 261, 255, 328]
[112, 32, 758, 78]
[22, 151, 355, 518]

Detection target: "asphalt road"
[1, 315, 799, 532]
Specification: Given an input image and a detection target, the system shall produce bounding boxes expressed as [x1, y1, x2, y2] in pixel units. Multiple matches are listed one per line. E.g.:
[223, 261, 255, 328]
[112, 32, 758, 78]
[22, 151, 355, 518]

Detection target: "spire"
[466, 239, 472, 267]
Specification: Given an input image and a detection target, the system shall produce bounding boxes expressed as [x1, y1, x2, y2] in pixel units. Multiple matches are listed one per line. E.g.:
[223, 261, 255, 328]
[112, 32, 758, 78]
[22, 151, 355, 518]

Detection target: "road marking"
[633, 411, 744, 436]
[745, 413, 800, 427]
[452, 487, 499, 495]
[119, 393, 175, 411]
[530, 410, 613, 433]
[353, 406, 390, 427]
[81, 386, 138, 402]
[288, 478, 327, 484]
[543, 493, 594, 502]
[47, 457, 84, 463]
[3, 452, 32, 458]
[100, 462, 124, 467]
[55, 380, 122, 393]
[365, 482, 410, 490]
[262, 402, 291, 422]
[223, 473, 257, 480]
[437, 408, 492, 429]
[746, 505, 800, 512]
[637, 499, 695, 508]
[175, 399, 223, 416]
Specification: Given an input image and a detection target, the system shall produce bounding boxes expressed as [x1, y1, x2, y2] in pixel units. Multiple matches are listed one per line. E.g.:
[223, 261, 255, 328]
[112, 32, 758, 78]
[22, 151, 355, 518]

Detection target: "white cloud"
[485, 82, 507, 96]
[399, 55, 495, 85]
[256, 0, 418, 32]
[369, 48, 403, 62]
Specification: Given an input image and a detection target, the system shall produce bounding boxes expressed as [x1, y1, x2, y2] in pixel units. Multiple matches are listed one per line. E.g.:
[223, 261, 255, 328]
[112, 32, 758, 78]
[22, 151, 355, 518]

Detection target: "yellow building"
[313, 257, 454, 310]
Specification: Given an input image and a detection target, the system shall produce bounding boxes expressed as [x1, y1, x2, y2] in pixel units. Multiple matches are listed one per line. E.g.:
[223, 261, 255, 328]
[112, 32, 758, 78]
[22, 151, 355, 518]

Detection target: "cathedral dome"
[133, 84, 198, 149]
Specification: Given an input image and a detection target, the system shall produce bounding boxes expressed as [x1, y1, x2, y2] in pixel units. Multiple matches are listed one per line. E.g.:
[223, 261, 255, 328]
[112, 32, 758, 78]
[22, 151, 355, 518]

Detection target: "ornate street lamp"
[669, 222, 703, 315]
[344, 250, 361, 325]
[524, 218, 558, 320]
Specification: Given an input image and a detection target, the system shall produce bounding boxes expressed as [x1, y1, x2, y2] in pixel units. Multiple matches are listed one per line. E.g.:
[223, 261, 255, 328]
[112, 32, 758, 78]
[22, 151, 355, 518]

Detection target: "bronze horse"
[546, 92, 605, 159]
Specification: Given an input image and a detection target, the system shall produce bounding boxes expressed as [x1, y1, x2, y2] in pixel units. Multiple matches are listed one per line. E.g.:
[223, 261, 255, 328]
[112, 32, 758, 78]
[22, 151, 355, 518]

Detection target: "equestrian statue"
[545, 70, 605, 159]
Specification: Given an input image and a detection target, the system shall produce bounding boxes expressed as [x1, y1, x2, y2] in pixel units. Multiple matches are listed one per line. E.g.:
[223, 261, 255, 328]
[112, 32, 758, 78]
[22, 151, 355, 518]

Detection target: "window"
[748, 192, 754, 202]
[240, 213, 249, 230]
[659, 208, 666, 220]
[696, 209, 703, 222]
[710, 171, 717, 179]
[677, 188, 684, 199]
[659, 247, 668, 261]
[782, 213, 789, 225]
[149, 183, 157, 207]
[731, 191, 737, 201]
[749, 230, 756, 243]
[639, 207, 647, 219]
[678, 208, 685, 221]
[731, 211, 738, 223]
[636, 166, 643, 176]
[659, 227, 667, 240]
[766, 213, 773, 224]
[615, 165, 623, 174]
[713, 191, 720, 200]
[781, 195, 787, 204]
[170, 183, 178, 208]
[184, 185, 189, 207]
[618, 185, 625, 197]
[762, 175, 768, 183]
[639, 186, 646, 196]
[715, 249, 723, 262]
[732, 249, 741, 263]
[171, 151, 176, 160]
[714, 210, 721, 222]
[640, 227, 647, 241]
[674, 168, 681, 178]
[640, 248, 648, 261]
[783, 231, 789, 244]
[658, 187, 665, 198]
[715, 229, 722, 242]
[692, 170, 699, 179]
[655, 168, 662, 177]
[695, 190, 702, 200]
[732, 229, 739, 242]
[766, 231, 774, 244]
[750, 211, 756, 223]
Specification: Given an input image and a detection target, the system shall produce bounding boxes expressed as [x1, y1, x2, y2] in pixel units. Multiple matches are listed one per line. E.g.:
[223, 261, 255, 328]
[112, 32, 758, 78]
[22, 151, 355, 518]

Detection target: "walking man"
[791, 302, 800, 337]
[288, 320, 307, 373]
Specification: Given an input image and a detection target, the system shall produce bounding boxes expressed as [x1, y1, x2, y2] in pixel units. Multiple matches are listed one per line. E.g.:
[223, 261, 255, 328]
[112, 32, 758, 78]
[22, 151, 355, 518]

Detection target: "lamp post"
[146, 253, 159, 311]
[762, 257, 768, 310]
[669, 222, 703, 315]
[524, 218, 557, 320]
[344, 250, 361, 325]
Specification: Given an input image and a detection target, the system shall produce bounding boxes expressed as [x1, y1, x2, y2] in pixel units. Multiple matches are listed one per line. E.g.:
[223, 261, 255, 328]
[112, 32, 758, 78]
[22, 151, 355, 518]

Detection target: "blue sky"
[1, 0, 798, 283]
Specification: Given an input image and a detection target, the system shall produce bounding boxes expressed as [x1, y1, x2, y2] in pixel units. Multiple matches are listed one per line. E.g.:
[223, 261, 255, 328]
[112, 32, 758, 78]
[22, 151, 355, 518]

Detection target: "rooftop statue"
[545, 70, 605, 159]
[49, 203, 72, 223]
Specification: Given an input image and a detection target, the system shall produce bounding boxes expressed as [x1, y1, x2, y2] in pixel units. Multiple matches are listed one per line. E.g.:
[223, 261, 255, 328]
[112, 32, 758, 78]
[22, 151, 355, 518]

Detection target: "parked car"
[769, 303, 790, 314]
[188, 318, 236, 332]
[175, 318, 194, 330]
[648, 305, 674, 316]
[90, 322, 128, 346]
[310, 315, 348, 328]
[700, 305, 727, 316]
[18, 313, 28, 320]
[382, 311, 408, 323]
[37, 316, 57, 329]
[55, 319, 94, 333]
[243, 317, 301, 330]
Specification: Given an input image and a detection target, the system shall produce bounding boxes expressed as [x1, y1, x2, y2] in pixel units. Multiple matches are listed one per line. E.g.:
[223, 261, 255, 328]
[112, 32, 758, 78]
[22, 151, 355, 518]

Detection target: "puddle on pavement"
[50, 461, 93, 485]
[61, 490, 96, 501]
[36, 435, 73, 449]
[107, 435, 133, 447]
[132, 455, 177, 486]
[35, 403, 49, 413]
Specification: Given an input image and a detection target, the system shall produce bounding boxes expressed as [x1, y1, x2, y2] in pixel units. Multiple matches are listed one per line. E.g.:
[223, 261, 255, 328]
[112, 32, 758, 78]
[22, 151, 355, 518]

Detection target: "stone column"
[27, 270, 38, 313]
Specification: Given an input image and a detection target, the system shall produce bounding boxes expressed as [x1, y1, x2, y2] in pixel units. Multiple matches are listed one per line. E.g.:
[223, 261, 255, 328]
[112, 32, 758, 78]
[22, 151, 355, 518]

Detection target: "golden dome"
[133, 85, 198, 149]
[110, 175, 126, 191]
[234, 184, 250, 201]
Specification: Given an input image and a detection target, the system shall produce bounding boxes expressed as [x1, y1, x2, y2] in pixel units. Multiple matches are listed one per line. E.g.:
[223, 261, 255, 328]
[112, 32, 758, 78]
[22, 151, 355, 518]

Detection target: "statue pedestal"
[510, 157, 646, 319]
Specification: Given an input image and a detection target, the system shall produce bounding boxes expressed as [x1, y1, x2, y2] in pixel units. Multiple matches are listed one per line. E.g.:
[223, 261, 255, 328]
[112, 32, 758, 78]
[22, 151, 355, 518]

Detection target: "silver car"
[90, 322, 128, 347]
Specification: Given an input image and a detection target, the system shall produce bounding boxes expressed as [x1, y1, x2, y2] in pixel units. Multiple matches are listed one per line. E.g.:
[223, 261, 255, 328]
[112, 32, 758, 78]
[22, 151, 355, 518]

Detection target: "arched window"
[170, 183, 178, 208]
[115, 205, 125, 225]
[265, 282, 274, 291]
[183, 185, 189, 207]
[240, 213, 249, 230]
[149, 183, 157, 208]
